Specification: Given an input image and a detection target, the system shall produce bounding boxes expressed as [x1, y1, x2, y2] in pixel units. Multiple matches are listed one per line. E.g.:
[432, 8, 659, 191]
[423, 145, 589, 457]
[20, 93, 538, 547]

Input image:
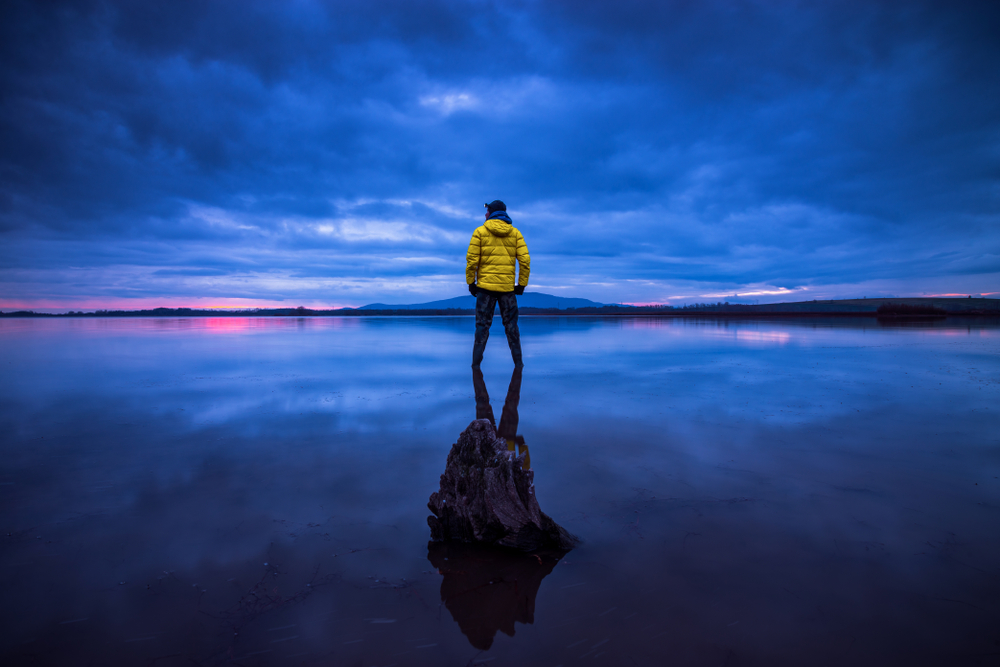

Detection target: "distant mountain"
[358, 292, 606, 311]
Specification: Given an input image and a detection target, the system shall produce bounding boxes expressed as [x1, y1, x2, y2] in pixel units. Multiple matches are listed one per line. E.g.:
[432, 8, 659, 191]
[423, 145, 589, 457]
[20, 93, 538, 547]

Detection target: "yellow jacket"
[466, 215, 530, 292]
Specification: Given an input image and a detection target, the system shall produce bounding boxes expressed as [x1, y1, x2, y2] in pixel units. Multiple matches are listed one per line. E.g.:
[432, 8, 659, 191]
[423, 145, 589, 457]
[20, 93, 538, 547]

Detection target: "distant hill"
[3, 296, 996, 318]
[358, 292, 606, 311]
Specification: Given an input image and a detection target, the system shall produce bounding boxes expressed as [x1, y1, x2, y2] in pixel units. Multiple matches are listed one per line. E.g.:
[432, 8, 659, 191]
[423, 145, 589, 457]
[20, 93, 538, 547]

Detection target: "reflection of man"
[428, 365, 551, 652]
[466, 200, 530, 367]
[472, 365, 529, 470]
[428, 366, 576, 651]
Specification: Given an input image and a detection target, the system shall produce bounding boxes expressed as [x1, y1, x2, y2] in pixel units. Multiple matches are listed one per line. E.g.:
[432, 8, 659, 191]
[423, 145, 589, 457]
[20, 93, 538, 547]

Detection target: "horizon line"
[3, 293, 1000, 316]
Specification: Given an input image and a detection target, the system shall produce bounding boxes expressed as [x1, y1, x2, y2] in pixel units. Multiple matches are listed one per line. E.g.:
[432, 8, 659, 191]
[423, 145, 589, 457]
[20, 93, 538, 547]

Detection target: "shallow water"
[1, 316, 998, 666]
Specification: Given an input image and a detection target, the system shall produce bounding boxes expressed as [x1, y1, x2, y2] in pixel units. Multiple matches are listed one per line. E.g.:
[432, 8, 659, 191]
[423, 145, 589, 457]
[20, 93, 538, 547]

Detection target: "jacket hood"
[484, 210, 513, 236]
[484, 218, 513, 237]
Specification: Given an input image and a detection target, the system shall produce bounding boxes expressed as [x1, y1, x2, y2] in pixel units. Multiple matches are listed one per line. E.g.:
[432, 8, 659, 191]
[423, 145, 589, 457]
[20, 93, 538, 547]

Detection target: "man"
[466, 199, 530, 367]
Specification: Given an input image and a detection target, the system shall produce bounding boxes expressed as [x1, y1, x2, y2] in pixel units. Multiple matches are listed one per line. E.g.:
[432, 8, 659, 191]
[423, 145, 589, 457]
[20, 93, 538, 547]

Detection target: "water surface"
[1, 316, 998, 665]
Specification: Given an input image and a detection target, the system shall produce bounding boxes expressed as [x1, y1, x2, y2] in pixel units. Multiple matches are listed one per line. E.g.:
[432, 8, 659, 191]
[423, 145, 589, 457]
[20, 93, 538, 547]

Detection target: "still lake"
[1, 315, 998, 666]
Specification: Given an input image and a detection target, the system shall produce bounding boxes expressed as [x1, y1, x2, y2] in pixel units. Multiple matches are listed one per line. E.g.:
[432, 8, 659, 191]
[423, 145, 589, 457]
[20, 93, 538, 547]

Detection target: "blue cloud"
[1, 0, 998, 308]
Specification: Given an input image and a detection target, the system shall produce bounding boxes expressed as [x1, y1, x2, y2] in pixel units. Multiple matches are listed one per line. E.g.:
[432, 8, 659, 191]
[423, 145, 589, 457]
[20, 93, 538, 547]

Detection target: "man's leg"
[473, 292, 497, 367]
[471, 366, 495, 427]
[497, 365, 522, 441]
[498, 292, 523, 366]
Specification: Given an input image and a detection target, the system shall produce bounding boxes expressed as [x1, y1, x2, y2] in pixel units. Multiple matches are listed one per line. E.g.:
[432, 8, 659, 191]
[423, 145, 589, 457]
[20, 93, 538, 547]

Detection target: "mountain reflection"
[428, 366, 566, 650]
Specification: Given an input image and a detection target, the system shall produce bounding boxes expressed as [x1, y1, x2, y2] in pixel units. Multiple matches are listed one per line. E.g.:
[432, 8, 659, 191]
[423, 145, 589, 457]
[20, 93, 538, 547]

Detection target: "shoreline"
[2, 311, 999, 319]
[2, 297, 998, 319]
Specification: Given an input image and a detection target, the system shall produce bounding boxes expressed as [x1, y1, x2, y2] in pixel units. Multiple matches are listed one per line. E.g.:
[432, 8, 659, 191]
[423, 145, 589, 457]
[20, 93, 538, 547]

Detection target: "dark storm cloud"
[1, 0, 998, 308]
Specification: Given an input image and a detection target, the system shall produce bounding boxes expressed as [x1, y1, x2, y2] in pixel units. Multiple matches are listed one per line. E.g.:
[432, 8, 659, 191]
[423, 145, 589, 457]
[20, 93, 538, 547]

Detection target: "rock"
[427, 418, 578, 552]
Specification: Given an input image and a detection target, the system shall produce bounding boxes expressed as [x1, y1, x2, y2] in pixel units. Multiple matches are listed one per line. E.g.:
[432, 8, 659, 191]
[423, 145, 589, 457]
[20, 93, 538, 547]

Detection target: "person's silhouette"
[472, 365, 529, 469]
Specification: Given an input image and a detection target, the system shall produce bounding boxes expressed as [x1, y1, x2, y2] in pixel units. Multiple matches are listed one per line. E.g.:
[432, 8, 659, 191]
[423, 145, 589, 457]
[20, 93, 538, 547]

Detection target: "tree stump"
[427, 419, 578, 552]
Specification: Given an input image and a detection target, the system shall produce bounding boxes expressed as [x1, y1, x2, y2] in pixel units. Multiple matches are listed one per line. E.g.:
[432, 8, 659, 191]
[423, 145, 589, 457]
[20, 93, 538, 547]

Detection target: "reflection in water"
[2, 317, 998, 665]
[429, 366, 568, 650]
[427, 542, 564, 650]
[473, 366, 529, 469]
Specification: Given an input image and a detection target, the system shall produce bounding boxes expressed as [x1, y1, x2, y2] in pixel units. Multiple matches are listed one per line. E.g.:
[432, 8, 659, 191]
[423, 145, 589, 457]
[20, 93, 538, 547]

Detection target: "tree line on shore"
[2, 298, 998, 318]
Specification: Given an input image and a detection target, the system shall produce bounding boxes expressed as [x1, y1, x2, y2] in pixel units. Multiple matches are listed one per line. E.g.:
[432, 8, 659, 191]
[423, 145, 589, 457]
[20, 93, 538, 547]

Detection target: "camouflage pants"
[473, 291, 522, 366]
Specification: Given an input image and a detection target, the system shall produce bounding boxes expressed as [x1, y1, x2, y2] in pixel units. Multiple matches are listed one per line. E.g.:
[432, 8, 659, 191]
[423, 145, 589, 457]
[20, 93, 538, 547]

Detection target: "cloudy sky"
[1, 0, 998, 310]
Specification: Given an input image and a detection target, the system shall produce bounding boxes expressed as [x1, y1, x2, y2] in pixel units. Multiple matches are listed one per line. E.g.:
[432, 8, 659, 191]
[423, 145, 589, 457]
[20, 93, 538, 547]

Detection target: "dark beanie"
[485, 200, 506, 214]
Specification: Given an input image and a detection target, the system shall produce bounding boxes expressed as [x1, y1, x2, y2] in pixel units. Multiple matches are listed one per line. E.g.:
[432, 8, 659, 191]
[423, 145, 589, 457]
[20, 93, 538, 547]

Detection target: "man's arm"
[515, 230, 530, 287]
[466, 228, 482, 285]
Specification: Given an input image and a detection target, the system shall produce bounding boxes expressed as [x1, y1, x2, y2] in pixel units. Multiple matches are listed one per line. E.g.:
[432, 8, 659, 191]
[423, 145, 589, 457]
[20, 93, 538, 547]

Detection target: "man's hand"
[469, 283, 479, 296]
[514, 285, 525, 295]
